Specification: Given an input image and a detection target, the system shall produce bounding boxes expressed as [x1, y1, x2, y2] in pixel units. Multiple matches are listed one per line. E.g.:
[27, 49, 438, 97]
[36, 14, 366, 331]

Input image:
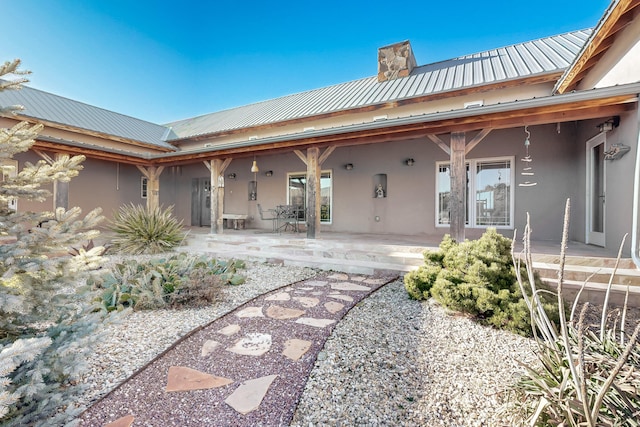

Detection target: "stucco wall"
[169, 124, 592, 243]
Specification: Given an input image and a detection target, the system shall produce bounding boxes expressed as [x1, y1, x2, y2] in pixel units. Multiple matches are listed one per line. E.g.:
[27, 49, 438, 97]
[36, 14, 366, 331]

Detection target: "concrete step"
[541, 278, 640, 306]
[532, 262, 640, 287]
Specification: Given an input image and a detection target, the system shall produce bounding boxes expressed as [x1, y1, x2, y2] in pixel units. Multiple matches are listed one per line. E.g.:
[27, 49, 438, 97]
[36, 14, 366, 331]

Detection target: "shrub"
[505, 201, 640, 426]
[109, 204, 186, 254]
[89, 253, 246, 311]
[404, 228, 556, 336]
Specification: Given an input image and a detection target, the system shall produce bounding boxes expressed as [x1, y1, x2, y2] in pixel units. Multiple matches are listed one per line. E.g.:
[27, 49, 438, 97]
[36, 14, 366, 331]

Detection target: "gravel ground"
[76, 256, 640, 426]
[76, 260, 319, 410]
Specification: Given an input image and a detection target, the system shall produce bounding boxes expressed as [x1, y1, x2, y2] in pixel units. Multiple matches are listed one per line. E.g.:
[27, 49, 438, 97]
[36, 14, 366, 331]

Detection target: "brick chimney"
[377, 40, 417, 83]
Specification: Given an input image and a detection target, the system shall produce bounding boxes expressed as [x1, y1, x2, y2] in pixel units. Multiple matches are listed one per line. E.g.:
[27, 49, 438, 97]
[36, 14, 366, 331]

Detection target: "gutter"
[631, 97, 640, 268]
[33, 82, 640, 162]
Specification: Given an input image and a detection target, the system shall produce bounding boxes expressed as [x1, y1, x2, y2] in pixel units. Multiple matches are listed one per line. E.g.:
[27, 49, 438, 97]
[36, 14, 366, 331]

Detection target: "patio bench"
[222, 213, 249, 230]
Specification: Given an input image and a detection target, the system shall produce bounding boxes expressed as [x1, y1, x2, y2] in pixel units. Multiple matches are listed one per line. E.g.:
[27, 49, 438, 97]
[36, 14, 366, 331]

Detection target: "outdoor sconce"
[598, 116, 620, 133]
[405, 158, 415, 166]
[265, 170, 273, 177]
[345, 163, 354, 170]
[227, 173, 236, 179]
[604, 143, 630, 160]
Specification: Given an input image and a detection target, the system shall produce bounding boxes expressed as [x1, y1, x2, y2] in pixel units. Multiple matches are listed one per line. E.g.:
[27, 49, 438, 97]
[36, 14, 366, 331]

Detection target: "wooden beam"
[318, 145, 336, 165]
[306, 147, 320, 239]
[293, 149, 307, 165]
[465, 128, 492, 155]
[450, 132, 466, 243]
[426, 134, 450, 155]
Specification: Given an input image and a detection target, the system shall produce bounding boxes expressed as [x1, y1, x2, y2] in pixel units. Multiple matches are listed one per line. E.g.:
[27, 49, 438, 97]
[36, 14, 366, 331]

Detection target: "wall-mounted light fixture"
[227, 173, 236, 179]
[251, 158, 259, 173]
[405, 158, 415, 166]
[265, 170, 273, 177]
[598, 116, 620, 133]
[345, 163, 354, 170]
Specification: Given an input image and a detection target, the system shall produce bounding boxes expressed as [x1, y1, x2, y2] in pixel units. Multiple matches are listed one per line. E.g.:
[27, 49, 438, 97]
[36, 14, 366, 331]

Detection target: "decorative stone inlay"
[305, 280, 328, 287]
[292, 296, 319, 308]
[297, 287, 313, 290]
[364, 277, 387, 285]
[266, 305, 305, 320]
[327, 273, 349, 281]
[311, 291, 324, 296]
[218, 324, 241, 336]
[331, 282, 371, 292]
[227, 333, 272, 356]
[235, 306, 264, 318]
[324, 301, 344, 314]
[265, 291, 291, 301]
[328, 293, 354, 302]
[350, 276, 367, 282]
[201, 340, 221, 357]
[105, 415, 135, 427]
[225, 374, 278, 415]
[165, 366, 233, 392]
[282, 339, 312, 361]
[295, 317, 336, 328]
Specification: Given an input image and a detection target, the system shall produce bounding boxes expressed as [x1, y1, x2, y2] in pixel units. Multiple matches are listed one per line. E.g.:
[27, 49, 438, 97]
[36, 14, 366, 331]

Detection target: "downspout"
[631, 100, 640, 268]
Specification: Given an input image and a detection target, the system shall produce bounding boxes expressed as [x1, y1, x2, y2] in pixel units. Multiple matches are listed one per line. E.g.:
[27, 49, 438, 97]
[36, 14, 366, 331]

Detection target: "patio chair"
[257, 204, 278, 232]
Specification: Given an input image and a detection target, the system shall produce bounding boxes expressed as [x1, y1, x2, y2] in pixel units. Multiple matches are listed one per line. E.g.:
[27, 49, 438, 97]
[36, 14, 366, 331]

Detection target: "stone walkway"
[78, 272, 396, 426]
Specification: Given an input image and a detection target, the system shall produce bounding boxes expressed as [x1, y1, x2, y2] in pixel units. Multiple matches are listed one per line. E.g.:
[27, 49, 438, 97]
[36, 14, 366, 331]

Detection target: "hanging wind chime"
[519, 125, 537, 187]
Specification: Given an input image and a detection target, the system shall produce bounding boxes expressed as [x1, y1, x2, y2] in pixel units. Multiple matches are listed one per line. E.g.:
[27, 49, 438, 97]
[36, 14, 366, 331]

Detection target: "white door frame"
[586, 132, 606, 246]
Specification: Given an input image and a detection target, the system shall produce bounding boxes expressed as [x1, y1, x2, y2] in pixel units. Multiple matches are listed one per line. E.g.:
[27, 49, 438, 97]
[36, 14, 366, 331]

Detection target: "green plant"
[405, 228, 555, 336]
[0, 60, 108, 426]
[506, 200, 640, 426]
[90, 253, 246, 311]
[109, 203, 187, 254]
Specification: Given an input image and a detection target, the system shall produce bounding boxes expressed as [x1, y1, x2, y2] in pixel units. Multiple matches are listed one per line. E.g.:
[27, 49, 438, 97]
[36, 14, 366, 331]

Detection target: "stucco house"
[1, 0, 640, 265]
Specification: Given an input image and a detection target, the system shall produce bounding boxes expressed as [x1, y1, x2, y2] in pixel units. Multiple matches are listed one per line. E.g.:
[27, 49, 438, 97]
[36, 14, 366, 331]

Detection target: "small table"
[275, 205, 302, 232]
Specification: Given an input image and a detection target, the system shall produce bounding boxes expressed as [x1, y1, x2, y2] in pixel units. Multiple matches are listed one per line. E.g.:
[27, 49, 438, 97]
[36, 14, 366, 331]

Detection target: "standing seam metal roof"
[0, 85, 176, 150]
[166, 29, 592, 141]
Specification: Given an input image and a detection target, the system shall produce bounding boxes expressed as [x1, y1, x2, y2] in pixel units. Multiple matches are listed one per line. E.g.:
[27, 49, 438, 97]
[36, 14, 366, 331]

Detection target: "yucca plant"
[506, 199, 640, 426]
[109, 204, 186, 254]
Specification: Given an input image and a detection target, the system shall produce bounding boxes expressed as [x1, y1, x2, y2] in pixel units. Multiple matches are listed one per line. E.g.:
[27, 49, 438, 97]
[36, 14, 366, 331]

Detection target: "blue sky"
[5, 0, 610, 124]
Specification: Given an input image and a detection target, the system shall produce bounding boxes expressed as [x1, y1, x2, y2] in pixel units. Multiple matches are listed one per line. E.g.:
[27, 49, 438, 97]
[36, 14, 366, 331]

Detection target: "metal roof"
[166, 29, 592, 141]
[0, 84, 176, 150]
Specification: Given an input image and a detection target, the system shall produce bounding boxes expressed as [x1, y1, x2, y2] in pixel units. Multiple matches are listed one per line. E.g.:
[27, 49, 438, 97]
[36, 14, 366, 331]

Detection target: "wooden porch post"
[204, 159, 231, 234]
[137, 166, 164, 211]
[306, 147, 320, 239]
[450, 132, 466, 242]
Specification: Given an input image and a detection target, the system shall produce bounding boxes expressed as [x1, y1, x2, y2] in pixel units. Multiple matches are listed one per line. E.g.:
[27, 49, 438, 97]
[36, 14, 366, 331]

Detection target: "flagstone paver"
[235, 306, 264, 318]
[227, 333, 272, 356]
[218, 324, 241, 335]
[104, 415, 134, 427]
[265, 291, 291, 301]
[201, 340, 221, 357]
[327, 293, 354, 302]
[324, 301, 345, 314]
[292, 296, 320, 307]
[165, 366, 233, 392]
[282, 339, 312, 361]
[224, 374, 278, 415]
[331, 282, 371, 291]
[265, 305, 305, 320]
[78, 272, 395, 426]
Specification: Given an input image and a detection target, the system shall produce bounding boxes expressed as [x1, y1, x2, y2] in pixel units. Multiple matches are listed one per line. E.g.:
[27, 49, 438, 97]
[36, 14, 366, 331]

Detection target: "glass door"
[586, 133, 606, 246]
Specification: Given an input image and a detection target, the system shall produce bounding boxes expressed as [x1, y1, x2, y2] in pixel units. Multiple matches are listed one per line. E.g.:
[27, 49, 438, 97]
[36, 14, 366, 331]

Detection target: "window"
[287, 171, 332, 223]
[436, 157, 513, 228]
[141, 177, 148, 198]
